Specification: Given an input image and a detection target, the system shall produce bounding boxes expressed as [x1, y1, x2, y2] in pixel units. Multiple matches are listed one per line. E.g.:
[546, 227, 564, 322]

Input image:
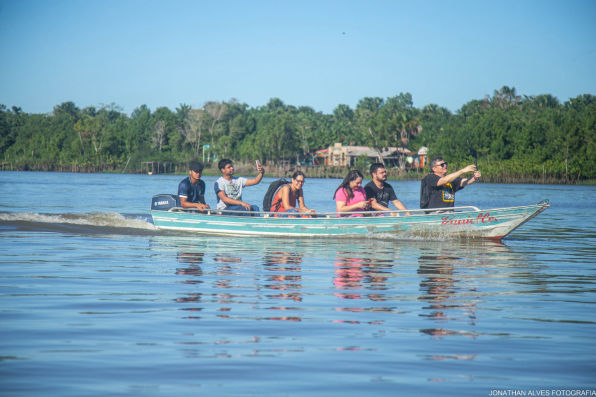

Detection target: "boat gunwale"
[151, 201, 550, 220]
[149, 200, 550, 240]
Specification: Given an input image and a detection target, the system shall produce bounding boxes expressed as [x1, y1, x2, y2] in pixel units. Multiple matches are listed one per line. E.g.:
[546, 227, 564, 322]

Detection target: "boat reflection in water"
[174, 251, 205, 318]
[413, 242, 536, 371]
[417, 250, 478, 338]
[329, 240, 531, 340]
[333, 253, 393, 302]
[149, 235, 534, 358]
[262, 251, 303, 321]
[161, 236, 308, 323]
[176, 251, 204, 278]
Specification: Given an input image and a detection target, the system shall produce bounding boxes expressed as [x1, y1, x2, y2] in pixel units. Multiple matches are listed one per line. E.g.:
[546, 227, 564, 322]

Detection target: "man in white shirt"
[214, 159, 264, 215]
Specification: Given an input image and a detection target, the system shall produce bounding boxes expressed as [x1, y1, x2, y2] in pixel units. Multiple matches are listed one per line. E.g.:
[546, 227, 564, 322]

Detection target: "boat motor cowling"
[151, 194, 178, 211]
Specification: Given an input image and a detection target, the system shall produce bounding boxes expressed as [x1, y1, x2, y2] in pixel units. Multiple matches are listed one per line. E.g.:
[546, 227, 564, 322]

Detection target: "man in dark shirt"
[364, 163, 409, 214]
[420, 157, 481, 210]
[178, 160, 210, 211]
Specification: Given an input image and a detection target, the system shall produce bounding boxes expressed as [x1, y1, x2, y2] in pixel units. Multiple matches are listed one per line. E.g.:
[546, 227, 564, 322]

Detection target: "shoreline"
[1, 167, 593, 185]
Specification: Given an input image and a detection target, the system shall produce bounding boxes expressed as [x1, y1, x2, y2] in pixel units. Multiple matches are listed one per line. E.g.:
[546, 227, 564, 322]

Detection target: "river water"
[0, 171, 594, 396]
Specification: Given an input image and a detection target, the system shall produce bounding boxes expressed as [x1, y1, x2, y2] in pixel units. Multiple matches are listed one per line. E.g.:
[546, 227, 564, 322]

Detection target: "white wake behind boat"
[150, 194, 550, 240]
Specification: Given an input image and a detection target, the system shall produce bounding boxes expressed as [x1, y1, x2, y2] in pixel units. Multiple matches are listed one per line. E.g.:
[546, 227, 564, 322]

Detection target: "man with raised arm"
[214, 159, 265, 215]
[420, 157, 481, 210]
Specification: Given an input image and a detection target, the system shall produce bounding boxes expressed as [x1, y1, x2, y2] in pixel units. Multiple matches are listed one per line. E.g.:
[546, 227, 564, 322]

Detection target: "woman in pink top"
[333, 170, 372, 216]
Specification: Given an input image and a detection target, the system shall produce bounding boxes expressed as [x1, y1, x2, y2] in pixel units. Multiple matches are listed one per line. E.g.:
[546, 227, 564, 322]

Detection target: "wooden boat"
[150, 194, 550, 240]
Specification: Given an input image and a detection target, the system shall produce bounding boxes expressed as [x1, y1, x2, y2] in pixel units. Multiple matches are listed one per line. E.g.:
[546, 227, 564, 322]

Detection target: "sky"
[1, 0, 595, 115]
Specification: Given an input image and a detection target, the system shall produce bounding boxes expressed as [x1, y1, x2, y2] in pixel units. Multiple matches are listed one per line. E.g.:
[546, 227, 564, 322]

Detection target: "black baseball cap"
[189, 160, 204, 172]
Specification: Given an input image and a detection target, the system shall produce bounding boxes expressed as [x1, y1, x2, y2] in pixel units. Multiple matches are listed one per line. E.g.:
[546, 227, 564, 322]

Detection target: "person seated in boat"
[178, 160, 210, 211]
[271, 171, 316, 216]
[420, 157, 481, 210]
[214, 158, 264, 216]
[364, 163, 409, 215]
[333, 170, 371, 217]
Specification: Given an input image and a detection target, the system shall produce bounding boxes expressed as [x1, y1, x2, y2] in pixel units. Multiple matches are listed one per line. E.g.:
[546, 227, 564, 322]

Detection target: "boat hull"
[150, 201, 550, 240]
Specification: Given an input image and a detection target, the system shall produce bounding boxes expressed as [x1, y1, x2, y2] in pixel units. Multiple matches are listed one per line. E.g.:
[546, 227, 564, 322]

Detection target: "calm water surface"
[0, 171, 594, 396]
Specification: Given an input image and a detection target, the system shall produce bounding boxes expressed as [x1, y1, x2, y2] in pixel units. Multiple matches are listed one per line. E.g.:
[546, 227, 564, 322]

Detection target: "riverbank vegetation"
[1, 86, 594, 183]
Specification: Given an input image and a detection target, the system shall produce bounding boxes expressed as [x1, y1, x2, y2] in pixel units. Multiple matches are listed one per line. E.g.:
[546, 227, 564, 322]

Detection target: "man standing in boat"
[214, 159, 265, 215]
[420, 157, 481, 209]
[178, 160, 210, 211]
[364, 163, 409, 214]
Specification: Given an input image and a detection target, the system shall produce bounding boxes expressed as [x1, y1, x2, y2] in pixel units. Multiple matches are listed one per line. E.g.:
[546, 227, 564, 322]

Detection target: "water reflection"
[176, 252, 204, 279]
[416, 241, 525, 341]
[331, 242, 402, 328]
[151, 236, 532, 341]
[175, 251, 205, 317]
[158, 236, 311, 323]
[417, 250, 478, 337]
[262, 250, 304, 321]
[333, 253, 392, 302]
[146, 235, 561, 369]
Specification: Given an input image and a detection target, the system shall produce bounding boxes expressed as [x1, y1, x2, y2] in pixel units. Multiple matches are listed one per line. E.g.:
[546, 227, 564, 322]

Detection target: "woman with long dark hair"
[333, 170, 371, 216]
[271, 171, 315, 214]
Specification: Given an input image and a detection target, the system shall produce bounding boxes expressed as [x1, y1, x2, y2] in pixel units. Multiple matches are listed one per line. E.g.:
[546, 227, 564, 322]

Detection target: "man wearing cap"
[420, 157, 481, 210]
[178, 160, 210, 211]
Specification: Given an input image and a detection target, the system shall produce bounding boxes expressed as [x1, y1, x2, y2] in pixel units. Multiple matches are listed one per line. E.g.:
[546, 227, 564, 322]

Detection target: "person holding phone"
[364, 163, 409, 215]
[333, 170, 371, 217]
[214, 159, 265, 215]
[420, 157, 481, 210]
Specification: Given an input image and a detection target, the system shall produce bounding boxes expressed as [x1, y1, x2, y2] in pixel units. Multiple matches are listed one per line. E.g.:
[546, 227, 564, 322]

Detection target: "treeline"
[0, 86, 594, 183]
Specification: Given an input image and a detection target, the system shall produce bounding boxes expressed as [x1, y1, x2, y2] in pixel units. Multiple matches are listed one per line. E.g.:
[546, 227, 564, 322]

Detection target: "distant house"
[325, 143, 427, 169]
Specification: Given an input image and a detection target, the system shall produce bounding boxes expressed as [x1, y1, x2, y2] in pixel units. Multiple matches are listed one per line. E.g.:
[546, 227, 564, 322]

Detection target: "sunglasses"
[434, 162, 448, 168]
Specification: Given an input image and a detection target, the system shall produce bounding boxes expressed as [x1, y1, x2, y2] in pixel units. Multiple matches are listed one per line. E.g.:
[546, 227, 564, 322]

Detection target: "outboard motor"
[151, 194, 178, 211]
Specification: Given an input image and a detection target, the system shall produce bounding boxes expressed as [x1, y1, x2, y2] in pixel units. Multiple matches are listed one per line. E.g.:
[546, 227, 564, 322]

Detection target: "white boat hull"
[150, 198, 550, 240]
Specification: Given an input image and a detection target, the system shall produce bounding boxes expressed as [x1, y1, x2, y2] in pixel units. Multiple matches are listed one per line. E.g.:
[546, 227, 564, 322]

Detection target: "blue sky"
[1, 0, 595, 115]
